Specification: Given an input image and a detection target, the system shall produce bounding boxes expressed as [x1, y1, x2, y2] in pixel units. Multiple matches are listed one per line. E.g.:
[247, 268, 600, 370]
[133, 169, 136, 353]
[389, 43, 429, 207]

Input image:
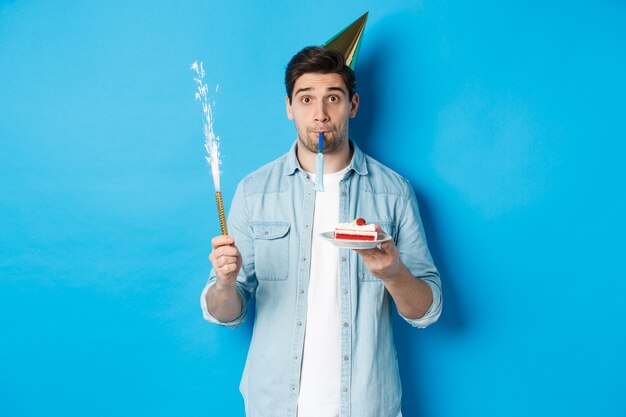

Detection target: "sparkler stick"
[191, 61, 228, 235]
[215, 190, 228, 236]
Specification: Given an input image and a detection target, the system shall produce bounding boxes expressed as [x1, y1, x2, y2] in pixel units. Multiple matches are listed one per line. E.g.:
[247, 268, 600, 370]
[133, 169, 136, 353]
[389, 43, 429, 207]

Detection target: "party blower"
[314, 132, 325, 191]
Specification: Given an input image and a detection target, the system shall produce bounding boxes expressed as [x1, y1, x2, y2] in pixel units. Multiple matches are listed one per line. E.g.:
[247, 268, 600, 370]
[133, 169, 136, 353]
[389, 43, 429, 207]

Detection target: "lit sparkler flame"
[192, 61, 221, 192]
[192, 61, 228, 235]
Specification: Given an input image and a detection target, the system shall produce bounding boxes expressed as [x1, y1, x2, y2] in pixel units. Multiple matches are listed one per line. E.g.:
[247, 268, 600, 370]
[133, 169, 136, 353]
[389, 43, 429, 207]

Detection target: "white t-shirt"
[297, 168, 347, 417]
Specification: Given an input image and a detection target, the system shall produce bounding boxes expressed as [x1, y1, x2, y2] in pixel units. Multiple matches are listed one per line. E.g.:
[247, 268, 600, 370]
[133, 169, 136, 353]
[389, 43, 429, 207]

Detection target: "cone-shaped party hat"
[322, 12, 368, 70]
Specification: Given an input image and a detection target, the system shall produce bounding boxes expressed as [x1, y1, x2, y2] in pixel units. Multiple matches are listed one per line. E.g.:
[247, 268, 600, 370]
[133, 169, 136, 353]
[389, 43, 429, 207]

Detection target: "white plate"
[320, 231, 392, 249]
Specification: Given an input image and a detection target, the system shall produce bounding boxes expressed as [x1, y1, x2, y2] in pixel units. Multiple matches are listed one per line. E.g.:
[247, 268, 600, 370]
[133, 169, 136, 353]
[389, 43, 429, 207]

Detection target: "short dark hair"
[285, 46, 356, 103]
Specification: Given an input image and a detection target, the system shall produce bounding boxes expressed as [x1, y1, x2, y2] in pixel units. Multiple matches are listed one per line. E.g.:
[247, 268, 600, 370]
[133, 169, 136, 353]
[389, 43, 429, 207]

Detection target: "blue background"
[1, 1, 625, 416]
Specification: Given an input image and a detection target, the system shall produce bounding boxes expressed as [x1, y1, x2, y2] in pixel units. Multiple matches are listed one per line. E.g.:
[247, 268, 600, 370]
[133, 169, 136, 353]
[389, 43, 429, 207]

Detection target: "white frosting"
[334, 222, 376, 232]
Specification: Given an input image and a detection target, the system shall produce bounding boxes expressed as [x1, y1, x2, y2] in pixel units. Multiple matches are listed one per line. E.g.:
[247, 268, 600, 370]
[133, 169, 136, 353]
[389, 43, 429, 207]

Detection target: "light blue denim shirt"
[201, 140, 442, 417]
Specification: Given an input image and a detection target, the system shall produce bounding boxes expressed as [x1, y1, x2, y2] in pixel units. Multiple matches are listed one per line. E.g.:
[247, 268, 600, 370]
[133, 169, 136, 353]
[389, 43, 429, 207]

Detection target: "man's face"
[286, 72, 359, 154]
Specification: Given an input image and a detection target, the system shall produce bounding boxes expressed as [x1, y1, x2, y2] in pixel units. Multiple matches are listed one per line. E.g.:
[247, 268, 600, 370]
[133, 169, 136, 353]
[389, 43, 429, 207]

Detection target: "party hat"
[322, 12, 368, 70]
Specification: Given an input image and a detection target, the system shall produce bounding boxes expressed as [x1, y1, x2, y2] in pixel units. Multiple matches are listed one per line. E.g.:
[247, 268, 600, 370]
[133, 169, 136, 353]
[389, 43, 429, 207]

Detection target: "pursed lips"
[309, 127, 333, 134]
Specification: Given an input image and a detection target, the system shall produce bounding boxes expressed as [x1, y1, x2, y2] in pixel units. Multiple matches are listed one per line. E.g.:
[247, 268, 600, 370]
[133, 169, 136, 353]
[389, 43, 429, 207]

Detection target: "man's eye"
[328, 96, 339, 103]
[301, 97, 311, 104]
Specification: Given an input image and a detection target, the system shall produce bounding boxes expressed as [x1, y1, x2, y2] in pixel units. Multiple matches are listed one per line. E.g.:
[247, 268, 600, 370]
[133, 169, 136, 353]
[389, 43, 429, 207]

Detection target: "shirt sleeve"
[200, 178, 258, 329]
[395, 180, 443, 329]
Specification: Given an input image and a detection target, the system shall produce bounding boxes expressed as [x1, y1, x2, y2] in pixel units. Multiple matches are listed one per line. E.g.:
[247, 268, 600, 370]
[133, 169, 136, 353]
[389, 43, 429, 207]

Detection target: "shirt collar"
[283, 139, 368, 176]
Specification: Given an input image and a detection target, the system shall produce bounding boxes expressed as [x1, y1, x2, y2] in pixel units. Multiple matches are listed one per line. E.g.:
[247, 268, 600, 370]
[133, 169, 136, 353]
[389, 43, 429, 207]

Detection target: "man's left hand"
[355, 225, 406, 281]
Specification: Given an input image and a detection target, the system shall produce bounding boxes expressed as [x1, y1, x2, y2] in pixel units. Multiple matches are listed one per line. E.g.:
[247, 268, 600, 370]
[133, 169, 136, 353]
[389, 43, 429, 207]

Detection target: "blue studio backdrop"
[1, 1, 625, 416]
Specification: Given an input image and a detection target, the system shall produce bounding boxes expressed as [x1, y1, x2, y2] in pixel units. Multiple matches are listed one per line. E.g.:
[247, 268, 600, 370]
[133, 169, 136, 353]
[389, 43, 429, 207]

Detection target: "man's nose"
[314, 102, 329, 122]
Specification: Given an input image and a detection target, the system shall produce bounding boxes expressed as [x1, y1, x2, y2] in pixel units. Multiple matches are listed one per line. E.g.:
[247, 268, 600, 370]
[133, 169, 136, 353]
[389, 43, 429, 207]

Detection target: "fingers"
[355, 241, 396, 258]
[355, 243, 402, 279]
[355, 239, 399, 266]
[379, 240, 396, 254]
[215, 255, 239, 268]
[209, 247, 241, 266]
[216, 261, 240, 275]
[211, 235, 235, 250]
[212, 244, 240, 258]
[209, 234, 242, 281]
[355, 248, 379, 258]
[211, 252, 242, 283]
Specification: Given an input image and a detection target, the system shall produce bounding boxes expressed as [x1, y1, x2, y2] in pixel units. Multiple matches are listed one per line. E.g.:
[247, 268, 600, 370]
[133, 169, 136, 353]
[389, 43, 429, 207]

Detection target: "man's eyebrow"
[327, 86, 347, 94]
[294, 86, 348, 96]
[294, 87, 312, 96]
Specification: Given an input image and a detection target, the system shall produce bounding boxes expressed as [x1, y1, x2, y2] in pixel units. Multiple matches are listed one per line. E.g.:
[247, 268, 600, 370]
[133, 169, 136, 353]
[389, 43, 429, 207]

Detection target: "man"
[201, 46, 442, 417]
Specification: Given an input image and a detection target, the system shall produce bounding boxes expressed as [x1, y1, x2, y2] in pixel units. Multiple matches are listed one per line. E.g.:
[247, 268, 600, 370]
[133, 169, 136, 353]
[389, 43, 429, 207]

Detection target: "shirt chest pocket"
[357, 221, 396, 282]
[251, 221, 291, 281]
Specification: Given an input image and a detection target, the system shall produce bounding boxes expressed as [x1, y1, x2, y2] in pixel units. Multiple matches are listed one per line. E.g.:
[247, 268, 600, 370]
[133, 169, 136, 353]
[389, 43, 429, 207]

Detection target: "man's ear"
[349, 93, 360, 118]
[285, 96, 294, 120]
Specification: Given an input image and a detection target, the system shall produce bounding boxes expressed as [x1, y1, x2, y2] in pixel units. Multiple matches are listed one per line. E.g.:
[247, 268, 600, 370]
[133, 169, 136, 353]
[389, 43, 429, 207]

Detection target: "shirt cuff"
[200, 280, 247, 329]
[399, 278, 442, 328]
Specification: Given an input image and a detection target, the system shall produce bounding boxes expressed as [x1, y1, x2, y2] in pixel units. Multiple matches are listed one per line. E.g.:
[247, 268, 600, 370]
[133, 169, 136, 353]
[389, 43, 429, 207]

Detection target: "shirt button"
[341, 191, 347, 197]
[343, 289, 348, 295]
[342, 387, 348, 392]
[294, 355, 299, 360]
[341, 256, 346, 262]
[301, 257, 306, 262]
[343, 322, 349, 327]
[343, 355, 349, 361]
[304, 224, 309, 229]
[300, 289, 305, 294]
[291, 385, 296, 391]
[297, 321, 302, 326]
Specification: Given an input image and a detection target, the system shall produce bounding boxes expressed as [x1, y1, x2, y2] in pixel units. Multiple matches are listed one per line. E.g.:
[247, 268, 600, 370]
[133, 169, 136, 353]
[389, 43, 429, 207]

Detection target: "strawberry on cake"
[334, 218, 378, 241]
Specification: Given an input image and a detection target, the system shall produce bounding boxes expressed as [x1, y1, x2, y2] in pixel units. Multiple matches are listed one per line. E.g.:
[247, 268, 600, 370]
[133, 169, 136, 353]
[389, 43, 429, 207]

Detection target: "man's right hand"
[209, 235, 243, 288]
[206, 235, 244, 323]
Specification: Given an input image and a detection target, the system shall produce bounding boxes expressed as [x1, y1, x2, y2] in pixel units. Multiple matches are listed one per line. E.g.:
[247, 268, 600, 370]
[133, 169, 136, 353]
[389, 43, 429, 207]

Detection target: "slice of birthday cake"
[334, 218, 378, 241]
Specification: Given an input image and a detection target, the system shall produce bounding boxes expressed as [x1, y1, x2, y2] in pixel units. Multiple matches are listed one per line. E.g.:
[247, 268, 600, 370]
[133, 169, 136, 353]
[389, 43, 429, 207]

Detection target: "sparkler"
[191, 61, 228, 236]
